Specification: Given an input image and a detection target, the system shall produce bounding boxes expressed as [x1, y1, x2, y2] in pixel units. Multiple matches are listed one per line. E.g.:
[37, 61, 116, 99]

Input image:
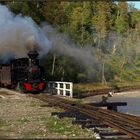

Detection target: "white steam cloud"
[0, 4, 51, 59]
[0, 4, 99, 73]
[43, 24, 99, 68]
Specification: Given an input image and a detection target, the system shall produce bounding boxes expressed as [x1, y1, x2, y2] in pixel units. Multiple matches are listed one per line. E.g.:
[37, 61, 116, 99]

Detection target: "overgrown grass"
[17, 117, 30, 123]
[48, 117, 73, 135]
[47, 116, 95, 138]
[22, 115, 95, 138]
[0, 119, 11, 138]
[74, 83, 109, 93]
[0, 119, 6, 128]
[74, 81, 140, 93]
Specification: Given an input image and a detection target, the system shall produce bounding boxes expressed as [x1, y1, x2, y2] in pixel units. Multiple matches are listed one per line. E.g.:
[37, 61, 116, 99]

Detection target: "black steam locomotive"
[0, 50, 47, 93]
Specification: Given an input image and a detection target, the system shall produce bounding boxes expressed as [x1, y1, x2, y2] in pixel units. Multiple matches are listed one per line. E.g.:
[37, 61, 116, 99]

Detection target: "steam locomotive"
[0, 50, 47, 93]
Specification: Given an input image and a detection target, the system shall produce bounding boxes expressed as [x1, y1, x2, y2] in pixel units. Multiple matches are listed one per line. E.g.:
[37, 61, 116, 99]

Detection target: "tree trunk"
[102, 62, 107, 84]
[61, 68, 65, 82]
[51, 54, 56, 77]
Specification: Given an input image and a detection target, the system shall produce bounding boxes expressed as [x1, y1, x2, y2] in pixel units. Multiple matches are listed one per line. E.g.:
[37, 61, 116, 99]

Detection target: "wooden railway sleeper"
[31, 95, 140, 139]
[39, 96, 140, 130]
[51, 99, 140, 138]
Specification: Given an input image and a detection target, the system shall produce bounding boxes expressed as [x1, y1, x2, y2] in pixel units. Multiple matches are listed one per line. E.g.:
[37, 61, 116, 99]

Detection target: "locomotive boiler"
[0, 50, 47, 93]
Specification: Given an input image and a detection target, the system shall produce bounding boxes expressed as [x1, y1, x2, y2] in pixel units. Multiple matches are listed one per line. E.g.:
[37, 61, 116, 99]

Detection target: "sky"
[128, 1, 140, 9]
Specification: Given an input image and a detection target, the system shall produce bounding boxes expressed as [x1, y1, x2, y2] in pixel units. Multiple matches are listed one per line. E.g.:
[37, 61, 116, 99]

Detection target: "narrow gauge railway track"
[29, 94, 140, 139]
[76, 85, 140, 98]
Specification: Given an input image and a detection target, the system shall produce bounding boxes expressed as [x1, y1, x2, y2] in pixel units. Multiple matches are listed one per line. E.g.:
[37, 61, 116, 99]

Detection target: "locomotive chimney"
[27, 50, 39, 67]
[27, 50, 39, 59]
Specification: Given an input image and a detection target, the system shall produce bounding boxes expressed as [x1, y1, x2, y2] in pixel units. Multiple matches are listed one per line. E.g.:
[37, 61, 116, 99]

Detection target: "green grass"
[74, 81, 140, 93]
[0, 119, 7, 128]
[20, 115, 95, 138]
[47, 116, 95, 138]
[0, 119, 12, 138]
[17, 117, 30, 123]
[74, 83, 109, 92]
[48, 117, 73, 134]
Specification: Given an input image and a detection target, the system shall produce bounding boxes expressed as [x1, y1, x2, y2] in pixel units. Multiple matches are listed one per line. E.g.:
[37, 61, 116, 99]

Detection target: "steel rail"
[51, 97, 140, 129]
[51, 95, 140, 122]
[39, 95, 140, 129]
[83, 104, 140, 122]
[46, 96, 140, 138]
[34, 95, 140, 129]
[30, 94, 140, 139]
[79, 104, 140, 127]
[43, 95, 140, 123]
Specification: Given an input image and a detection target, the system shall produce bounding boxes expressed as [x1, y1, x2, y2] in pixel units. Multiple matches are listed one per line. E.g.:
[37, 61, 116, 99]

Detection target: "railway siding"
[32, 94, 140, 139]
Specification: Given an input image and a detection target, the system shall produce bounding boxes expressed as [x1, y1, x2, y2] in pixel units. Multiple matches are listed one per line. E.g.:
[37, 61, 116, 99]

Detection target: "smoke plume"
[0, 4, 99, 73]
[0, 4, 51, 60]
[42, 24, 99, 68]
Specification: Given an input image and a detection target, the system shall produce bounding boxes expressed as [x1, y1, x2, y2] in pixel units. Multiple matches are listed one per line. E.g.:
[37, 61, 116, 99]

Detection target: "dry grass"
[74, 82, 140, 93]
[74, 83, 109, 92]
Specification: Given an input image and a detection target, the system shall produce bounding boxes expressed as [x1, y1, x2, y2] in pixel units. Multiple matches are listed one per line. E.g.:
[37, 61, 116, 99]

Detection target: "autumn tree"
[6, 1, 45, 24]
[68, 2, 92, 47]
[92, 1, 113, 84]
[130, 8, 140, 32]
[92, 1, 112, 39]
[115, 0, 129, 33]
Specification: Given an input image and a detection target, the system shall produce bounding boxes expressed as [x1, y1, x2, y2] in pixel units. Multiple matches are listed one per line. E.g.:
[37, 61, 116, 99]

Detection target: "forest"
[1, 0, 140, 85]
